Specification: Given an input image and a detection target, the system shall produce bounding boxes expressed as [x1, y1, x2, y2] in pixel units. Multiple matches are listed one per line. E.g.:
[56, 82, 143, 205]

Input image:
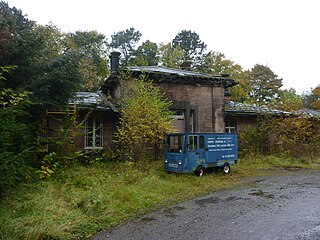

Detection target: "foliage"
[308, 85, 320, 110]
[201, 51, 239, 75]
[200, 51, 251, 102]
[1, 156, 319, 239]
[158, 42, 185, 68]
[0, 66, 33, 196]
[172, 30, 207, 70]
[35, 106, 85, 179]
[275, 117, 320, 158]
[270, 88, 303, 111]
[238, 115, 320, 159]
[129, 40, 159, 66]
[250, 64, 283, 105]
[67, 30, 109, 91]
[109, 27, 142, 66]
[238, 116, 275, 156]
[0, 1, 38, 88]
[36, 152, 59, 179]
[29, 51, 83, 108]
[301, 88, 314, 108]
[0, 4, 84, 108]
[114, 75, 173, 161]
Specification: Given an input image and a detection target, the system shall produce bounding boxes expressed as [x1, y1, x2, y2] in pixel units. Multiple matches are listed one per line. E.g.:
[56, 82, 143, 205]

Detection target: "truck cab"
[164, 133, 238, 176]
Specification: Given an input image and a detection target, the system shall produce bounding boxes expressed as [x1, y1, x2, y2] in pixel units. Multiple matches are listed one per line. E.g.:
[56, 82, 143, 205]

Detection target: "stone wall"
[154, 82, 225, 133]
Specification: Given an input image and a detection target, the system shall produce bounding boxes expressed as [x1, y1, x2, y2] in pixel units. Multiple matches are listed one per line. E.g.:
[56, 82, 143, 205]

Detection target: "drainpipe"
[211, 85, 215, 132]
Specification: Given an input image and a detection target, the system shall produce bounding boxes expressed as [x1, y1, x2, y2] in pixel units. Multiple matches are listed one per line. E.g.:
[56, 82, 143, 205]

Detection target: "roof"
[127, 66, 228, 79]
[70, 92, 117, 111]
[295, 108, 320, 118]
[225, 101, 293, 116]
[126, 66, 237, 87]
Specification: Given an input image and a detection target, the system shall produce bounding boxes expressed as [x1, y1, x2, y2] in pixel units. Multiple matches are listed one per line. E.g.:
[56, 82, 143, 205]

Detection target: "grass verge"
[0, 155, 319, 240]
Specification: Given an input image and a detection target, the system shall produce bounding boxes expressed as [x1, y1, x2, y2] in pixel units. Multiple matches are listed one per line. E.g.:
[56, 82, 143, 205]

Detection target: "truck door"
[187, 135, 200, 172]
[199, 135, 205, 159]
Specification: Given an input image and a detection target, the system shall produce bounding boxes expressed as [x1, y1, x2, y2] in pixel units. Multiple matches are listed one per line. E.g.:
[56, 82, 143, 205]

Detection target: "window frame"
[225, 120, 237, 133]
[188, 135, 198, 151]
[85, 117, 103, 149]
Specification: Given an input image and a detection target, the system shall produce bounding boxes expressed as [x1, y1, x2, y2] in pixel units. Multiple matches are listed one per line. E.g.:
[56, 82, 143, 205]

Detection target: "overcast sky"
[5, 0, 320, 94]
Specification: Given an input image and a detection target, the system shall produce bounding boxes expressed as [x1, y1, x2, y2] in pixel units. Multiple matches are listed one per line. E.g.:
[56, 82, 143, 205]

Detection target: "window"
[167, 135, 183, 153]
[173, 110, 185, 119]
[85, 117, 103, 149]
[188, 135, 198, 151]
[225, 120, 237, 133]
[199, 136, 204, 149]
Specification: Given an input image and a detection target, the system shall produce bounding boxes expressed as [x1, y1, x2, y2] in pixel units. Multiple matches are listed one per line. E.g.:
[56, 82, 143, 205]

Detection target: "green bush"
[0, 107, 33, 195]
[238, 115, 320, 159]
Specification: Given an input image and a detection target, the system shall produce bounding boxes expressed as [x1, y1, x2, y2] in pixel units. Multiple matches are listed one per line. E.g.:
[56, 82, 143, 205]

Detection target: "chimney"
[224, 89, 231, 104]
[109, 51, 121, 73]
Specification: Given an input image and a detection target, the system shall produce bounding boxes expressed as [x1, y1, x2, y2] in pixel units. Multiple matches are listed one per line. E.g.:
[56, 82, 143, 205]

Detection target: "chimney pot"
[110, 51, 121, 73]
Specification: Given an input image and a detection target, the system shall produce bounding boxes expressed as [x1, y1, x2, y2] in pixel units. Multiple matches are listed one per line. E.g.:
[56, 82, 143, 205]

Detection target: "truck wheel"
[195, 166, 204, 177]
[221, 164, 231, 174]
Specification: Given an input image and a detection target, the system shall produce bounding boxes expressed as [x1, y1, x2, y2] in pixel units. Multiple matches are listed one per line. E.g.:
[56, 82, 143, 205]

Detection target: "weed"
[0, 156, 319, 239]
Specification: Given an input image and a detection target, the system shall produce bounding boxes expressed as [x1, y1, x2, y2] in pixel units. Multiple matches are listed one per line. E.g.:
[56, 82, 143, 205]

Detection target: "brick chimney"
[109, 51, 121, 73]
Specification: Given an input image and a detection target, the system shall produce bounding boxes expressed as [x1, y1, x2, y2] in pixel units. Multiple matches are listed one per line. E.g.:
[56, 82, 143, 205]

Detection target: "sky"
[5, 0, 320, 94]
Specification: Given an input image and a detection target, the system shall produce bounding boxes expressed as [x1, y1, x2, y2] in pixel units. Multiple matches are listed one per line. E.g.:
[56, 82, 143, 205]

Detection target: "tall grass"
[0, 156, 319, 239]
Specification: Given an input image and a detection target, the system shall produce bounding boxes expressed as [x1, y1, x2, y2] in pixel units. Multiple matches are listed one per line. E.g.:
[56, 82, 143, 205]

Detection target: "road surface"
[93, 169, 320, 240]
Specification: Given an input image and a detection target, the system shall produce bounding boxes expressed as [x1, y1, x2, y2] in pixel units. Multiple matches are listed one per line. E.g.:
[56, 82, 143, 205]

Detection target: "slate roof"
[225, 101, 292, 116]
[295, 109, 320, 118]
[69, 92, 117, 111]
[126, 66, 236, 88]
[127, 66, 228, 79]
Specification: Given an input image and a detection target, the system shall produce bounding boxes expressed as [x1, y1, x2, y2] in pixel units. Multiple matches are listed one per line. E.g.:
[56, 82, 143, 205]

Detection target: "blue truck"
[164, 133, 238, 176]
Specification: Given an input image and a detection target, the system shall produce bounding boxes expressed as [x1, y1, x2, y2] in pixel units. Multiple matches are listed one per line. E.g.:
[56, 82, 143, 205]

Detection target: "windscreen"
[167, 135, 183, 153]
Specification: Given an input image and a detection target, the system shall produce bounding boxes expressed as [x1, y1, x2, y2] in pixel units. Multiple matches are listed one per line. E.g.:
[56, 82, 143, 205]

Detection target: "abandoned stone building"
[47, 52, 237, 151]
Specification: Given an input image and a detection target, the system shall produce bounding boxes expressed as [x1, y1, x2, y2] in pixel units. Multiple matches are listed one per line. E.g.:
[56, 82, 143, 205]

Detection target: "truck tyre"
[195, 166, 204, 177]
[221, 164, 231, 174]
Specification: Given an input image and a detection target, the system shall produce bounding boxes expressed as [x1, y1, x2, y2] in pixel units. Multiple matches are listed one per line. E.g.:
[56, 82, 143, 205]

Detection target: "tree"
[129, 40, 159, 66]
[229, 70, 251, 103]
[172, 30, 207, 70]
[67, 30, 109, 91]
[109, 27, 142, 66]
[0, 1, 38, 88]
[250, 64, 283, 105]
[0, 66, 33, 195]
[308, 85, 320, 109]
[270, 88, 303, 111]
[114, 75, 173, 161]
[200, 51, 251, 102]
[22, 23, 83, 108]
[0, 3, 83, 108]
[158, 42, 185, 69]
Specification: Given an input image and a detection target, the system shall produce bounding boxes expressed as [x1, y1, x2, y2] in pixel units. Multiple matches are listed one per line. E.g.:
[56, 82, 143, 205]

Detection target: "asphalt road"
[93, 169, 320, 240]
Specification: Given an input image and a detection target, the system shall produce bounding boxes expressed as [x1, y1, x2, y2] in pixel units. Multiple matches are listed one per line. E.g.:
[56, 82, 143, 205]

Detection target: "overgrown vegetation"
[0, 66, 34, 195]
[1, 156, 319, 240]
[2, 3, 320, 239]
[238, 115, 320, 159]
[114, 74, 173, 161]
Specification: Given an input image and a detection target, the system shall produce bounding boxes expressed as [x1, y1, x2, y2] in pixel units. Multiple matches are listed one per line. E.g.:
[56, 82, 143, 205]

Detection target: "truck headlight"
[178, 161, 182, 165]
[165, 160, 168, 163]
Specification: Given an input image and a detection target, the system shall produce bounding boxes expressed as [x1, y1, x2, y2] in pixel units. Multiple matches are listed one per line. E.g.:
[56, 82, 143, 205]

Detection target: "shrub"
[0, 107, 33, 195]
[114, 75, 173, 162]
[238, 115, 320, 159]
